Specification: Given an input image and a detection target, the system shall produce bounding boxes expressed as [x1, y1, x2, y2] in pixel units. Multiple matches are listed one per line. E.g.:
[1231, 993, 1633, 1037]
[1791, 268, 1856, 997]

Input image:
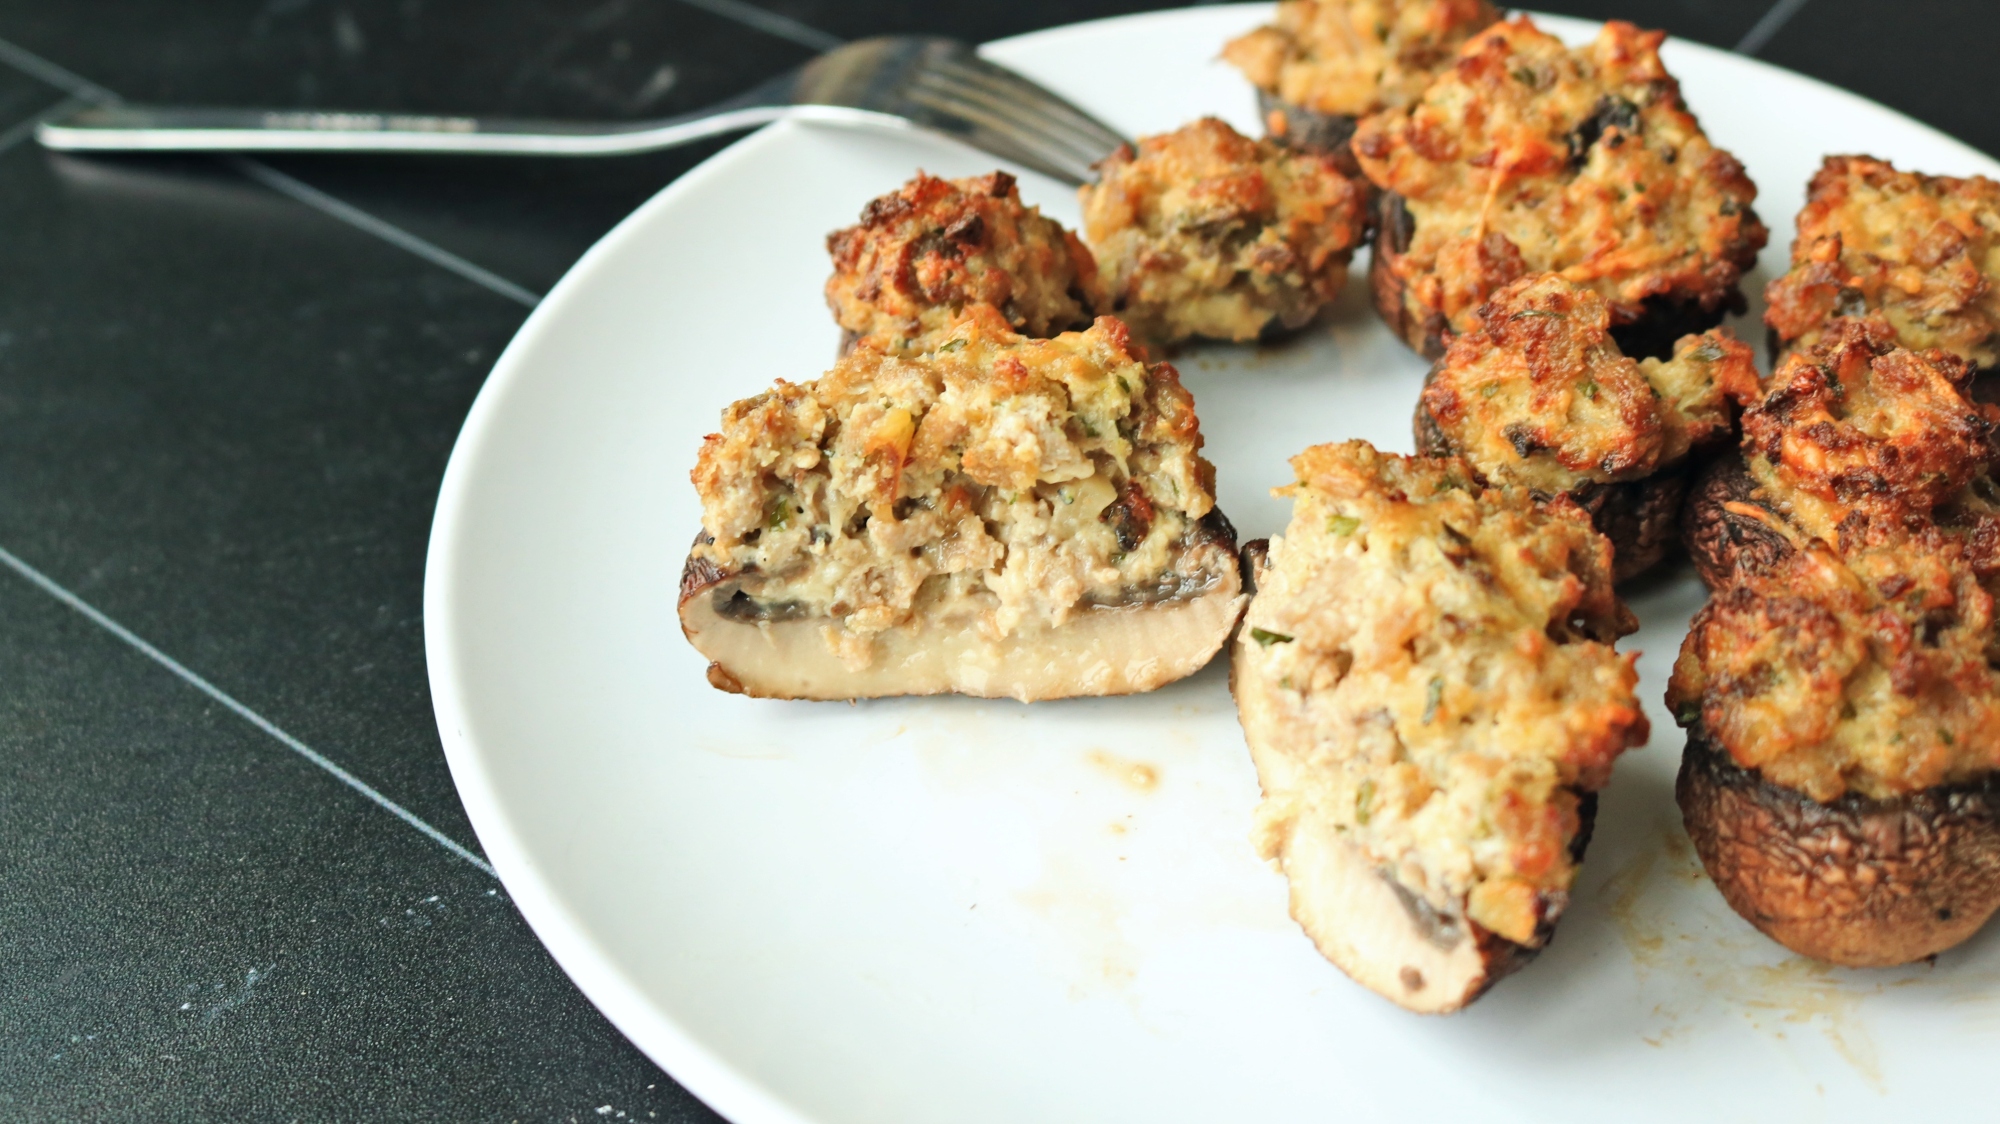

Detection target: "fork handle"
[35, 100, 900, 157]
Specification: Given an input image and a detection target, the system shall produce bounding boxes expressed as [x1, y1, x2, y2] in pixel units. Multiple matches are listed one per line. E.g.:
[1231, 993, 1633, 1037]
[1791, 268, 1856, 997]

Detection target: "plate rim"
[423, 8, 2000, 1122]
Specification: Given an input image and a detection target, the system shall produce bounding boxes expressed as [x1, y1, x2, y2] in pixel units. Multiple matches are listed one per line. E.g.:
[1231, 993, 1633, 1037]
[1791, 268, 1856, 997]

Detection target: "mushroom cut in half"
[825, 170, 1101, 356]
[1352, 17, 1767, 361]
[683, 306, 1245, 702]
[1221, 0, 1501, 173]
[1670, 317, 2000, 966]
[1765, 156, 2000, 386]
[1416, 273, 1758, 581]
[1078, 118, 1366, 349]
[1233, 441, 1647, 1012]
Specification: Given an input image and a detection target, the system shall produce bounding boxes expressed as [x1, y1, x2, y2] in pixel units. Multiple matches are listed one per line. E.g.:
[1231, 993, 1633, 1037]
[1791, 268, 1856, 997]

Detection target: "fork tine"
[935, 57, 1128, 154]
[902, 81, 1100, 183]
[905, 76, 1108, 179]
[909, 71, 1115, 171]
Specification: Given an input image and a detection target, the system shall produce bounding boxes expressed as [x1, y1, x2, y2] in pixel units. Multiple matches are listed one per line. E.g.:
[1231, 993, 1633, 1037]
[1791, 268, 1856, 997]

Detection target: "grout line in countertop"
[230, 157, 542, 308]
[1735, 0, 1813, 56]
[673, 0, 844, 52]
[0, 543, 500, 881]
[0, 33, 542, 310]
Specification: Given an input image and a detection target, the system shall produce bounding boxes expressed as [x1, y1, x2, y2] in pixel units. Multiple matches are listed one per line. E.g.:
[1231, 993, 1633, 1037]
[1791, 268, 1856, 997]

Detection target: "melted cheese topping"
[1241, 441, 1646, 944]
[1670, 318, 2000, 800]
[1425, 274, 1756, 493]
[1352, 17, 1766, 337]
[1078, 118, 1365, 345]
[690, 309, 1220, 667]
[825, 171, 1100, 352]
[1222, 0, 1500, 118]
[1766, 155, 2000, 369]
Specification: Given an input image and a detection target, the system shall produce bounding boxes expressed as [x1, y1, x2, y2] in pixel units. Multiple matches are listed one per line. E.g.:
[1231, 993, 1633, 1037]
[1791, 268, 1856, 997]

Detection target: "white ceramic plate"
[426, 8, 2000, 1122]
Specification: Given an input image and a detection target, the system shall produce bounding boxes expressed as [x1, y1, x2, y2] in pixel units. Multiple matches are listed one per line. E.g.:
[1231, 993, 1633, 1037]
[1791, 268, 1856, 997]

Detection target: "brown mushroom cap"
[1679, 450, 1796, 589]
[1677, 722, 2000, 967]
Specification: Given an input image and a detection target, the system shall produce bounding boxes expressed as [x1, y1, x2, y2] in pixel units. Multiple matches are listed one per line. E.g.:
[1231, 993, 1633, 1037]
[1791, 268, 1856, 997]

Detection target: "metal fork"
[35, 37, 1127, 186]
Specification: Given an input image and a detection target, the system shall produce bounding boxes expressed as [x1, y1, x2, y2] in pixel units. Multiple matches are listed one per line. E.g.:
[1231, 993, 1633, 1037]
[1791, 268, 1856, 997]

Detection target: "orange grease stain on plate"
[1085, 749, 1159, 793]
[1600, 824, 1887, 1092]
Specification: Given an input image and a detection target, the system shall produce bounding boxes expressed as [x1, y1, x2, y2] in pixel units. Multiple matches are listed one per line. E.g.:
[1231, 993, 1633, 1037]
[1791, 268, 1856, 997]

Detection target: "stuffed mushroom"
[1352, 17, 1767, 361]
[1078, 117, 1366, 348]
[1221, 0, 1500, 172]
[683, 306, 1245, 701]
[1415, 273, 1758, 581]
[1233, 440, 1648, 1012]
[1670, 316, 2000, 966]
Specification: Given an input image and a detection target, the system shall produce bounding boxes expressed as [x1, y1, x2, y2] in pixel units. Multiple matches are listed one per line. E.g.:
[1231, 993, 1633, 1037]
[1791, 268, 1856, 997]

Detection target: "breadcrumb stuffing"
[1222, 0, 1500, 118]
[1353, 18, 1765, 347]
[1423, 273, 1756, 494]
[1766, 155, 2000, 370]
[690, 308, 1222, 665]
[1671, 317, 2000, 801]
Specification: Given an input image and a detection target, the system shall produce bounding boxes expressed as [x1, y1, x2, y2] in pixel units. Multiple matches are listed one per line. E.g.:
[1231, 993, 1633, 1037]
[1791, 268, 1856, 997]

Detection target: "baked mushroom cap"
[1413, 273, 1757, 581]
[1232, 441, 1646, 1012]
[1078, 118, 1365, 347]
[682, 308, 1245, 702]
[825, 170, 1100, 354]
[1353, 17, 1766, 361]
[1765, 155, 2000, 375]
[1678, 722, 2000, 968]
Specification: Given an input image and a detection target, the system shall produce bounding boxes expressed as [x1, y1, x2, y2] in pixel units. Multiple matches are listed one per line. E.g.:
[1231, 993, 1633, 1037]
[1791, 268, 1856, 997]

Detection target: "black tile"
[0, 571, 719, 1121]
[1528, 0, 1772, 51]
[0, 1, 809, 119]
[1759, 0, 2000, 163]
[0, 145, 509, 839]
[0, 2, 814, 295]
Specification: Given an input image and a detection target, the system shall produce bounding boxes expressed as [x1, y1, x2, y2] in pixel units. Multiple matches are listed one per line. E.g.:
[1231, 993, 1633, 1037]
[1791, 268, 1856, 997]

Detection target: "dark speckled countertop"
[0, 1, 1988, 1119]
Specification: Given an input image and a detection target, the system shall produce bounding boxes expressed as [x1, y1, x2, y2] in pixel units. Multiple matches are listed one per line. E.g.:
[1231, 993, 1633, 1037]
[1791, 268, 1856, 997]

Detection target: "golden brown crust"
[1421, 274, 1753, 492]
[1078, 118, 1366, 347]
[1236, 441, 1645, 951]
[825, 171, 1100, 353]
[1223, 0, 1501, 120]
[1414, 274, 1754, 579]
[688, 308, 1224, 674]
[1669, 318, 2000, 803]
[1766, 155, 2000, 371]
[1677, 722, 2000, 968]
[1352, 18, 1766, 359]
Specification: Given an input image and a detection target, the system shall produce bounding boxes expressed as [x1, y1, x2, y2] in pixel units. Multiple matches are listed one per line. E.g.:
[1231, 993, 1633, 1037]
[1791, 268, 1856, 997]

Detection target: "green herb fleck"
[1510, 309, 1566, 321]
[1580, 380, 1599, 400]
[767, 501, 792, 532]
[1327, 514, 1361, 536]
[1079, 420, 1100, 438]
[1675, 704, 1701, 726]
[1512, 66, 1537, 86]
[1422, 677, 1445, 725]
[1480, 384, 1501, 398]
[1943, 729, 1957, 746]
[1355, 780, 1376, 826]
[1691, 341, 1727, 362]
[1250, 627, 1294, 647]
[935, 338, 967, 354]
